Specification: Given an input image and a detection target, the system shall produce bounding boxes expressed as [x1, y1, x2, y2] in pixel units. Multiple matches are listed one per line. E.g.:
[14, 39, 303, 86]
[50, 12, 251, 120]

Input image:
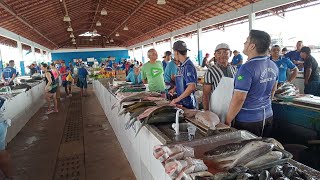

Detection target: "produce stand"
[94, 79, 320, 180]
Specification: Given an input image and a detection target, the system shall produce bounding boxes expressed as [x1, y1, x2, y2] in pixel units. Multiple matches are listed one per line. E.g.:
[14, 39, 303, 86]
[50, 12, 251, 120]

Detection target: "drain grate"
[53, 96, 85, 180]
[54, 155, 82, 180]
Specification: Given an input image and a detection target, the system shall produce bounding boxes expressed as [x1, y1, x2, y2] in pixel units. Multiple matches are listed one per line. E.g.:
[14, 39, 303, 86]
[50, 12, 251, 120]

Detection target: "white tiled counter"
[6, 81, 46, 142]
[93, 80, 171, 180]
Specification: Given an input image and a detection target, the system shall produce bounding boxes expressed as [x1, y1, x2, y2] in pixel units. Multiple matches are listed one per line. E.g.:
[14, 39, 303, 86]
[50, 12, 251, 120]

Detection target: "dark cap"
[163, 51, 172, 58]
[300, 46, 311, 55]
[173, 40, 189, 51]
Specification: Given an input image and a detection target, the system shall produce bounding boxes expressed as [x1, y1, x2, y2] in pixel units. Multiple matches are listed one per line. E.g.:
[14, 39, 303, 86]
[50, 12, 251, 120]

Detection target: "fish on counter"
[204, 138, 285, 170]
[194, 111, 220, 130]
[275, 82, 299, 97]
[119, 101, 157, 115]
[244, 151, 283, 168]
[153, 144, 194, 163]
[183, 109, 201, 119]
[111, 92, 161, 109]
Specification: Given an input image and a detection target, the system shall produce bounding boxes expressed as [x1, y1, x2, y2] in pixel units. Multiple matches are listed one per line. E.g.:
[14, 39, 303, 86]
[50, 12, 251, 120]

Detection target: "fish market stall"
[93, 79, 320, 180]
[1, 79, 46, 143]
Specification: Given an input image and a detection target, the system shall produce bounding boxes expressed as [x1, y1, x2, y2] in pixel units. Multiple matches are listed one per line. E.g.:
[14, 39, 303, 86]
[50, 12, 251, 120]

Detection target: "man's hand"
[170, 98, 179, 105]
[225, 120, 231, 127]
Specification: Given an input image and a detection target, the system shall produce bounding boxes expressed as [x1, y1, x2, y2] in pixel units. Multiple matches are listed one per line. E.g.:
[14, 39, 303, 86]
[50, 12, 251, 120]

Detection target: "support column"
[197, 22, 203, 66]
[153, 42, 156, 49]
[132, 48, 135, 60]
[17, 41, 25, 75]
[40, 49, 44, 63]
[31, 46, 36, 63]
[249, 12, 256, 31]
[141, 45, 145, 63]
[0, 46, 3, 73]
[170, 34, 174, 53]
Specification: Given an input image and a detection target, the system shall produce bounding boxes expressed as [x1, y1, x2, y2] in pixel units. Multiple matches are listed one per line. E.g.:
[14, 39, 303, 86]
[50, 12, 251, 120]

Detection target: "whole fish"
[111, 92, 161, 109]
[204, 141, 274, 170]
[137, 105, 176, 121]
[244, 151, 283, 168]
[119, 101, 157, 115]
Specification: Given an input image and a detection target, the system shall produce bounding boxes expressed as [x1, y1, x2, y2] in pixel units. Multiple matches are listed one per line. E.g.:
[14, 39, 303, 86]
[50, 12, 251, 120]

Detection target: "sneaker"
[45, 109, 54, 115]
[53, 109, 59, 113]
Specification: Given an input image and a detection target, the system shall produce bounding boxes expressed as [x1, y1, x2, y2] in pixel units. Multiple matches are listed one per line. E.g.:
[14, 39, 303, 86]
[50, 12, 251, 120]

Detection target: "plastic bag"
[66, 73, 73, 82]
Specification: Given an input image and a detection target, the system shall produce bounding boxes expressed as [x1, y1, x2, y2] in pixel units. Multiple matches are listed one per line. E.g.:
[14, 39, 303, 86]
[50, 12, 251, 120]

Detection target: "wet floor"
[7, 85, 135, 180]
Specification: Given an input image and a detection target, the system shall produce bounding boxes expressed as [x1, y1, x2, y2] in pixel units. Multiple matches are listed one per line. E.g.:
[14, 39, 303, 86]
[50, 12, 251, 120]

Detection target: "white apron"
[209, 77, 234, 123]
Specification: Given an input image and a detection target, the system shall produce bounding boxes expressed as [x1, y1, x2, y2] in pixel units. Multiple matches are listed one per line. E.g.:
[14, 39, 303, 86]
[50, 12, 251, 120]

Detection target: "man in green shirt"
[141, 49, 165, 92]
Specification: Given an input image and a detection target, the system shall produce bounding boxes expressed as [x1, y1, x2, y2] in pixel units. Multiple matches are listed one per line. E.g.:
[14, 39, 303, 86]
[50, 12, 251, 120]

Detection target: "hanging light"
[93, 29, 97, 33]
[110, 38, 114, 42]
[70, 33, 74, 38]
[123, 25, 129, 31]
[73, 42, 76, 45]
[157, 0, 166, 5]
[101, 8, 108, 15]
[71, 38, 76, 42]
[106, 39, 110, 43]
[63, 15, 71, 22]
[115, 32, 120, 37]
[89, 38, 93, 42]
[96, 20, 102, 26]
[67, 26, 73, 32]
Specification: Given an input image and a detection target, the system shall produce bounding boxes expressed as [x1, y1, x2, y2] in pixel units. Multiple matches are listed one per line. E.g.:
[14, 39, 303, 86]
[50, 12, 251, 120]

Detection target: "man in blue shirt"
[162, 51, 171, 70]
[164, 52, 179, 89]
[231, 50, 243, 69]
[170, 41, 197, 109]
[226, 30, 279, 137]
[126, 66, 142, 84]
[2, 60, 16, 86]
[285, 41, 304, 71]
[270, 45, 298, 85]
[77, 64, 88, 97]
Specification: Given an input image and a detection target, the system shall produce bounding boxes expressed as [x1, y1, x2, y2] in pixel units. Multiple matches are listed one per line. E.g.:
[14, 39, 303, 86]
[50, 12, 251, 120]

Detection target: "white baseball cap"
[215, 43, 230, 52]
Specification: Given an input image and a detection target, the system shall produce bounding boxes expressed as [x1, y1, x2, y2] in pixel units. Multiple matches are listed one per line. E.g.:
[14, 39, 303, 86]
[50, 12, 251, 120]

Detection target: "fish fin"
[135, 120, 146, 137]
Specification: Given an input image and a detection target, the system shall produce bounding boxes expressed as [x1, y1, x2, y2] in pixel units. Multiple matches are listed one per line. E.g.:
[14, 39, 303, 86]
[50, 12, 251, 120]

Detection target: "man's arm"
[225, 91, 247, 126]
[202, 84, 212, 111]
[171, 83, 196, 105]
[287, 67, 298, 83]
[271, 82, 277, 99]
[304, 68, 312, 85]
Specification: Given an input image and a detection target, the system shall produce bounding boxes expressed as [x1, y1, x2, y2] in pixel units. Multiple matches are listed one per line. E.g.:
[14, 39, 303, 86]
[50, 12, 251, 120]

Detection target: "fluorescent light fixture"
[63, 15, 71, 22]
[71, 38, 75, 42]
[79, 31, 101, 37]
[101, 8, 108, 15]
[110, 38, 114, 42]
[96, 21, 101, 26]
[115, 32, 120, 37]
[93, 29, 97, 33]
[157, 0, 166, 5]
[70, 33, 74, 38]
[123, 25, 128, 31]
[67, 26, 73, 32]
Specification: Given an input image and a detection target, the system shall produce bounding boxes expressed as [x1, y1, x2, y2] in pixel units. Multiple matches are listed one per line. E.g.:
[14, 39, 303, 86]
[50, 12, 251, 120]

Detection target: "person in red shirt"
[59, 62, 72, 97]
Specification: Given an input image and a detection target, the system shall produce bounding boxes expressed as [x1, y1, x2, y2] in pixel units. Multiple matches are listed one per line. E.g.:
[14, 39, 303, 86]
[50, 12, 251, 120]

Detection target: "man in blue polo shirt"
[164, 51, 179, 89]
[226, 30, 279, 137]
[285, 41, 304, 71]
[231, 50, 243, 69]
[170, 41, 197, 109]
[270, 45, 298, 85]
[2, 60, 16, 86]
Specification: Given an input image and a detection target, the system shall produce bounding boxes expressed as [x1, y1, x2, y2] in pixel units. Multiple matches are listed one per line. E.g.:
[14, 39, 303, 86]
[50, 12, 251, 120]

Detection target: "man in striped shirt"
[202, 43, 237, 122]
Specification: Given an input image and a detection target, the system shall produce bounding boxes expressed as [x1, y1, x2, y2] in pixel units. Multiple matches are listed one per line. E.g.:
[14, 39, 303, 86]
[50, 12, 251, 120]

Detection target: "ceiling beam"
[0, 0, 58, 48]
[126, 0, 222, 45]
[108, 0, 149, 38]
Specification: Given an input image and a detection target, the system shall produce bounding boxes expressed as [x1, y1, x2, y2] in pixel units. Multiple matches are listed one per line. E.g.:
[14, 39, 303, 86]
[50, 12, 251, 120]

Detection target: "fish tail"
[135, 120, 146, 137]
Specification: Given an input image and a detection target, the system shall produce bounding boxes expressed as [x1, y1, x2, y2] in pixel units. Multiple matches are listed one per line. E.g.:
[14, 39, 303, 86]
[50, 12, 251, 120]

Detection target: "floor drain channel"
[53, 98, 85, 180]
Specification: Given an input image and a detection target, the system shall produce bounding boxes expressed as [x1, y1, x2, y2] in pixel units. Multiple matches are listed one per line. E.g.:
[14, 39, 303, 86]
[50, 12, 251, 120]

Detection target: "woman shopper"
[50, 63, 61, 100]
[41, 63, 58, 114]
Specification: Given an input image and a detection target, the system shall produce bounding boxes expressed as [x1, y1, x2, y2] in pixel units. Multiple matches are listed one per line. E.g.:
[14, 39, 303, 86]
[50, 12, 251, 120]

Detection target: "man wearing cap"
[201, 53, 210, 68]
[203, 43, 237, 123]
[170, 41, 197, 109]
[231, 50, 243, 69]
[300, 46, 320, 96]
[285, 41, 304, 71]
[164, 51, 179, 90]
[226, 30, 279, 137]
[162, 51, 171, 70]
[2, 60, 16, 86]
[141, 48, 165, 92]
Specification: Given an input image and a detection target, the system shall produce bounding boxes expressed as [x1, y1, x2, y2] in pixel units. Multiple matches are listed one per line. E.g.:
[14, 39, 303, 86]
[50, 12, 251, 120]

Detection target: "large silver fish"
[244, 151, 283, 168]
[111, 92, 161, 109]
[204, 141, 274, 170]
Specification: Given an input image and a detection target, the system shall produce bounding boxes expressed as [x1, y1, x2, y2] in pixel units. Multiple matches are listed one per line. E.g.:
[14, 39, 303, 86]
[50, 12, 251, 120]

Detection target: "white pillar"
[31, 46, 36, 63]
[17, 41, 25, 75]
[249, 13, 255, 31]
[170, 34, 174, 53]
[0, 46, 3, 71]
[132, 48, 135, 60]
[197, 22, 203, 66]
[153, 42, 156, 49]
[17, 41, 23, 62]
[141, 45, 144, 63]
[40, 49, 44, 62]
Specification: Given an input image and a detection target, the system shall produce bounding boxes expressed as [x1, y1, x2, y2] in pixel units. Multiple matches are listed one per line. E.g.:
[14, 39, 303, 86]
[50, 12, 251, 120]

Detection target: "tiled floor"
[7, 86, 135, 180]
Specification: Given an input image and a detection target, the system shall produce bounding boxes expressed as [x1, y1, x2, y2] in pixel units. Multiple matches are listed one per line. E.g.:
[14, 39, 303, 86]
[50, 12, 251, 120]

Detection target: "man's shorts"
[62, 81, 71, 87]
[79, 77, 87, 89]
[0, 121, 8, 151]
